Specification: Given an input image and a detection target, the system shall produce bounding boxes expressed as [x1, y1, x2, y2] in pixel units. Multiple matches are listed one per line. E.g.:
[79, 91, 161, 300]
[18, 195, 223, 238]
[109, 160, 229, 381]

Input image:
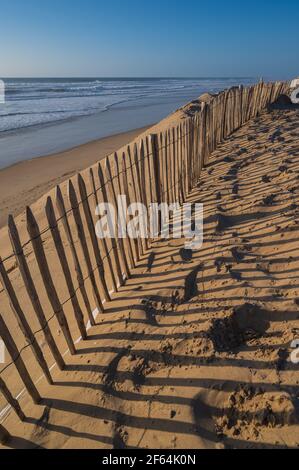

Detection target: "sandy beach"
[0, 126, 150, 228]
[1, 0, 298, 458]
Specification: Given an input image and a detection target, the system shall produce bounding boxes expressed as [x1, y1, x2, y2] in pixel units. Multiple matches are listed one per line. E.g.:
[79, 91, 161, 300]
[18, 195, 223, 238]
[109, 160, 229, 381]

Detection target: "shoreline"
[0, 87, 208, 231]
[0, 78, 258, 170]
[0, 125, 150, 228]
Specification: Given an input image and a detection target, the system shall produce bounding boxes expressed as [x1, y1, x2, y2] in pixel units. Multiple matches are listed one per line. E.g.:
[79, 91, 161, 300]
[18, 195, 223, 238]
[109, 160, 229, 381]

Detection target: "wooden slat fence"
[0, 80, 290, 439]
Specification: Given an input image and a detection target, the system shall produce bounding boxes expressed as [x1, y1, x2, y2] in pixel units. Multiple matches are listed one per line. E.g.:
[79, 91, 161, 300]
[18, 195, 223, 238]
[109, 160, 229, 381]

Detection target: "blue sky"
[0, 0, 298, 78]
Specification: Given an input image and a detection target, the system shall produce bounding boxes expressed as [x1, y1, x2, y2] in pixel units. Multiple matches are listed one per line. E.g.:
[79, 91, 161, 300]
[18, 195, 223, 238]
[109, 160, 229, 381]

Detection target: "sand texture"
[0, 127, 150, 229]
[1, 101, 299, 449]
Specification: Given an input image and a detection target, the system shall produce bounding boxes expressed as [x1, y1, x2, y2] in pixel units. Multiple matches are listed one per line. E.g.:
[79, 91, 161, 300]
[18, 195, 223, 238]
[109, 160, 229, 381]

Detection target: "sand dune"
[1, 100, 299, 449]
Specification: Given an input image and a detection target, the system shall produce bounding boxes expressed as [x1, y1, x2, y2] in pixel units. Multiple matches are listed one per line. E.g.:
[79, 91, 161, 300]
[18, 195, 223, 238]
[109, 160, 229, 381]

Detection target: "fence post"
[26, 206, 76, 356]
[0, 423, 10, 445]
[0, 376, 25, 421]
[0, 314, 41, 404]
[0, 258, 53, 385]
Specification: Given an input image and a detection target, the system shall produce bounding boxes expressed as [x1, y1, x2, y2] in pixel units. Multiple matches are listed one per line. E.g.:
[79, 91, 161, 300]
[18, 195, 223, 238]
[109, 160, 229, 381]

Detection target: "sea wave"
[0, 77, 256, 133]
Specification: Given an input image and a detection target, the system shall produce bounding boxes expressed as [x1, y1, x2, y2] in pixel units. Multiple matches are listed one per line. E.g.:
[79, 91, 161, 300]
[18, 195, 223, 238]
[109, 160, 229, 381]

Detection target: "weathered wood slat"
[171, 127, 177, 201]
[139, 140, 152, 247]
[171, 127, 178, 202]
[127, 144, 146, 260]
[98, 162, 123, 286]
[0, 376, 25, 421]
[180, 122, 187, 200]
[139, 141, 149, 210]
[178, 123, 185, 198]
[159, 132, 166, 204]
[143, 138, 153, 247]
[121, 152, 139, 263]
[135, 143, 150, 250]
[149, 134, 161, 207]
[156, 132, 167, 204]
[113, 153, 135, 268]
[238, 85, 244, 129]
[216, 97, 221, 143]
[180, 122, 186, 195]
[89, 167, 118, 293]
[173, 126, 179, 202]
[193, 116, 199, 184]
[125, 146, 143, 259]
[193, 116, 199, 185]
[226, 89, 234, 137]
[26, 206, 76, 355]
[242, 86, 250, 124]
[146, 136, 155, 207]
[186, 119, 191, 190]
[144, 138, 153, 248]
[188, 118, 194, 184]
[68, 180, 104, 316]
[0, 314, 41, 404]
[105, 157, 130, 279]
[168, 129, 175, 203]
[77, 174, 111, 302]
[164, 130, 172, 203]
[246, 85, 254, 121]
[192, 117, 197, 184]
[0, 423, 10, 445]
[131, 144, 147, 254]
[8, 215, 65, 371]
[0, 257, 53, 385]
[45, 197, 87, 340]
[221, 91, 228, 140]
[56, 186, 94, 327]
[178, 124, 184, 203]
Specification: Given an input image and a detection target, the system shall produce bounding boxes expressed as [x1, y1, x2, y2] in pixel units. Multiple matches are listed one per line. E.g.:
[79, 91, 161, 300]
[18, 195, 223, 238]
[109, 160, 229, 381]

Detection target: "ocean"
[0, 77, 257, 168]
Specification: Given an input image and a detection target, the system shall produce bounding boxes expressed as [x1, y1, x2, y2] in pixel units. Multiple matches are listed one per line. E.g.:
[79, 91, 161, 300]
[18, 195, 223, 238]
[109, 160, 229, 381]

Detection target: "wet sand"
[0, 126, 149, 228]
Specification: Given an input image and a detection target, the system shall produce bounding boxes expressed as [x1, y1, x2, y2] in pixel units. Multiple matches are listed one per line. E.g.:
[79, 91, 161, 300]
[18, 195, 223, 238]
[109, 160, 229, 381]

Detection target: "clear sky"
[0, 0, 298, 78]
